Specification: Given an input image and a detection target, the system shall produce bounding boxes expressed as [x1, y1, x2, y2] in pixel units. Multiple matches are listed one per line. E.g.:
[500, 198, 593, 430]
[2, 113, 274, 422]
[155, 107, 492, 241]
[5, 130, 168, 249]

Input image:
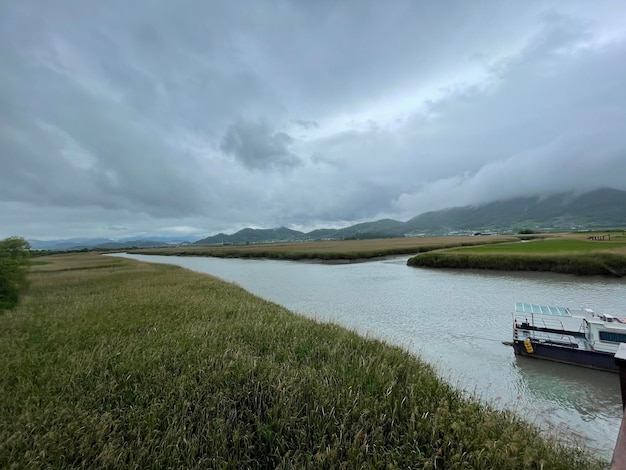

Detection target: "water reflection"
[514, 356, 620, 417]
[511, 354, 621, 453]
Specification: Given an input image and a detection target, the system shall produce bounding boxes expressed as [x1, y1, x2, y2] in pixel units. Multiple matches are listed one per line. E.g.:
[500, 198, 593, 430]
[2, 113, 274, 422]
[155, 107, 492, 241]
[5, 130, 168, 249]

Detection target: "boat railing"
[539, 317, 565, 331]
[515, 314, 562, 330]
[513, 325, 581, 347]
[542, 332, 579, 347]
[514, 314, 582, 334]
[561, 334, 581, 348]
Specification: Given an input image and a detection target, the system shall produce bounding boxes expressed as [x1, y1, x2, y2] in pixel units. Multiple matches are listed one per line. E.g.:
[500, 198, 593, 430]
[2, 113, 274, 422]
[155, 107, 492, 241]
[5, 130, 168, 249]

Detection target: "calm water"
[113, 253, 626, 458]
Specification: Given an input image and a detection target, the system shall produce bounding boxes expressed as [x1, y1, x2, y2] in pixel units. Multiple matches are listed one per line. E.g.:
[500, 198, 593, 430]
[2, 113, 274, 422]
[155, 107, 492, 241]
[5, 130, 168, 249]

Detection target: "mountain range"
[195, 188, 626, 245]
[28, 188, 626, 250]
[28, 236, 194, 251]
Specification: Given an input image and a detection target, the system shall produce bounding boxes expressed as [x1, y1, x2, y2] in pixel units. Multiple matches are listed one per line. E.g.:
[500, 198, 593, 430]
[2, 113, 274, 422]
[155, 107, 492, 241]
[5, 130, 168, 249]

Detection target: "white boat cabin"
[514, 302, 626, 354]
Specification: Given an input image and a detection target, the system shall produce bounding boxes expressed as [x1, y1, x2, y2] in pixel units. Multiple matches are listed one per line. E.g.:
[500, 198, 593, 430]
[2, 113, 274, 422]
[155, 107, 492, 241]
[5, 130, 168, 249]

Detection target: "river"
[112, 253, 626, 459]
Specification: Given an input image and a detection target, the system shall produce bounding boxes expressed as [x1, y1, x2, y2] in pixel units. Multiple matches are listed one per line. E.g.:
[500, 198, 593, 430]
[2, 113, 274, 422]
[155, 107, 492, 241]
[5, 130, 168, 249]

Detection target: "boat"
[507, 302, 626, 373]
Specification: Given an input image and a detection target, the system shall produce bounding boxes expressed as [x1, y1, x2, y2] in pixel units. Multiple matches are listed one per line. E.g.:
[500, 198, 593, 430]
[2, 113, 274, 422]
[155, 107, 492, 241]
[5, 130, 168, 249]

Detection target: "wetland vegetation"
[408, 233, 626, 276]
[129, 236, 518, 262]
[129, 231, 626, 276]
[0, 253, 607, 468]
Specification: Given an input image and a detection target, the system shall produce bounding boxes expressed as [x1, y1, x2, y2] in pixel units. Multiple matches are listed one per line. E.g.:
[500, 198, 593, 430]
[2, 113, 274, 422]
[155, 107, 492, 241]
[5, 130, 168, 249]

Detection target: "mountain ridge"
[26, 188, 626, 249]
[195, 187, 626, 245]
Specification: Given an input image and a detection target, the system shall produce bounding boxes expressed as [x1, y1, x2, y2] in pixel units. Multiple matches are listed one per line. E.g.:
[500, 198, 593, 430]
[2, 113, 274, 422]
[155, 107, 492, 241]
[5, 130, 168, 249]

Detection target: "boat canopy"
[515, 302, 571, 316]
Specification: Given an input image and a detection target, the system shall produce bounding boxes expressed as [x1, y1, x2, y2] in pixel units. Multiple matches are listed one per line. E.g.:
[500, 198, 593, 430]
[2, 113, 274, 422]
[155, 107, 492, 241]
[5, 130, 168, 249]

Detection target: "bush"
[0, 236, 31, 310]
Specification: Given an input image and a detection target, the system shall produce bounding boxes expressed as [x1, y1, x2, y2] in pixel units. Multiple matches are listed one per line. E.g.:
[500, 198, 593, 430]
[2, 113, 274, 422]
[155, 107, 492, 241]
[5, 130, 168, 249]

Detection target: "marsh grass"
[452, 239, 626, 254]
[408, 238, 626, 276]
[0, 254, 606, 468]
[129, 236, 518, 261]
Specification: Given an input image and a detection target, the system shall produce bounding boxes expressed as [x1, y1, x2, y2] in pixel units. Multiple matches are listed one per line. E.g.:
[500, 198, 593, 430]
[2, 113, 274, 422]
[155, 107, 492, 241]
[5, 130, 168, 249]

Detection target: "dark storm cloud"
[220, 119, 303, 171]
[1, 0, 625, 239]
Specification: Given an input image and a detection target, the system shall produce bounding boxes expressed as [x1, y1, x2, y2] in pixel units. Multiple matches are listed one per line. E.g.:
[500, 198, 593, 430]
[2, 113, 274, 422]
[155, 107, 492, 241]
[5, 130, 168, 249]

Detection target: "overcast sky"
[2, 1, 626, 241]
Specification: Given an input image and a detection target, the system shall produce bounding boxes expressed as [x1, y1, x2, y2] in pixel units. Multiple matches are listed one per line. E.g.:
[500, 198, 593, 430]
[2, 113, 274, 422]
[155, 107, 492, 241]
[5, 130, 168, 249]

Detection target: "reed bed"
[0, 254, 606, 468]
[129, 236, 518, 261]
[451, 239, 626, 254]
[408, 238, 626, 276]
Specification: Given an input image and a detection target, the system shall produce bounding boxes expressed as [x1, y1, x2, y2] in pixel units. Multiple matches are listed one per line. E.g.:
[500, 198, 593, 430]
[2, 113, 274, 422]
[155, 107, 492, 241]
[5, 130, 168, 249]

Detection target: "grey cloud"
[220, 119, 303, 171]
[293, 119, 319, 130]
[395, 124, 626, 219]
[2, 0, 626, 240]
[307, 14, 626, 219]
[0, 98, 212, 218]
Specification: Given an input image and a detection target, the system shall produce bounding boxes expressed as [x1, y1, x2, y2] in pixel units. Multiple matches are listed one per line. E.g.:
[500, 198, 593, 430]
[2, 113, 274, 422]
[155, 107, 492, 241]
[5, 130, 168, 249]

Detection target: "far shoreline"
[121, 232, 626, 276]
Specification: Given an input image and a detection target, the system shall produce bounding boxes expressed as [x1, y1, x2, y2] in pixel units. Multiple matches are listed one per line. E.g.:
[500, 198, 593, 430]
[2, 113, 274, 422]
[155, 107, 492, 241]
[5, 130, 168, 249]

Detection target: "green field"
[407, 234, 626, 276]
[452, 239, 626, 254]
[0, 254, 605, 468]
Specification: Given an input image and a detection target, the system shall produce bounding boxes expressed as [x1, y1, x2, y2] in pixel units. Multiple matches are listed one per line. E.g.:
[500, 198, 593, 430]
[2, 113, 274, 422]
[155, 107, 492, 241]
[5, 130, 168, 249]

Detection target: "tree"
[0, 236, 31, 310]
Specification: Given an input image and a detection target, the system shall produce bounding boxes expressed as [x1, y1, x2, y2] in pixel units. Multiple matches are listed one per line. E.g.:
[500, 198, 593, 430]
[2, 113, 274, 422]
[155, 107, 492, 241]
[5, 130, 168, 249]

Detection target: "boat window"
[598, 331, 626, 343]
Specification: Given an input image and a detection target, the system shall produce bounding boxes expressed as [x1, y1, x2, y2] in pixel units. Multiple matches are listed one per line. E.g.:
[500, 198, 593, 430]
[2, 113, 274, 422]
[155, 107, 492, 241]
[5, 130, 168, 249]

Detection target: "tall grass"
[408, 239, 626, 276]
[129, 236, 518, 261]
[0, 254, 606, 468]
[452, 239, 626, 254]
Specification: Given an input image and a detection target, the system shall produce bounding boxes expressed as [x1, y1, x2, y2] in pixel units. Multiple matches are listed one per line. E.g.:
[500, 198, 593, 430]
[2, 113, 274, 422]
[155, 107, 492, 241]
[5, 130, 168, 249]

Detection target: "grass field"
[0, 253, 606, 468]
[452, 238, 626, 254]
[408, 233, 626, 276]
[129, 236, 519, 261]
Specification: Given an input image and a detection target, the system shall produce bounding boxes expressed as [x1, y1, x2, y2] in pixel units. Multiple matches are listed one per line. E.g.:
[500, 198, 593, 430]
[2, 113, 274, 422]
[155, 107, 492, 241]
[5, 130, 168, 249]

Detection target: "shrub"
[0, 236, 31, 310]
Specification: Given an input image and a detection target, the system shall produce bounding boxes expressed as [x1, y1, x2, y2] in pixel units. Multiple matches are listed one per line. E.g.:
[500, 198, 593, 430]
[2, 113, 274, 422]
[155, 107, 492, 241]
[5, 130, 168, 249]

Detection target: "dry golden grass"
[131, 236, 519, 261]
[30, 252, 127, 272]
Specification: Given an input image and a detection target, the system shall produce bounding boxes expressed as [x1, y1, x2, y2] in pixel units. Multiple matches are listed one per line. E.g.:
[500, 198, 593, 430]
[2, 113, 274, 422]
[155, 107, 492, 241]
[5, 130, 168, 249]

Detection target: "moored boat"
[508, 302, 626, 373]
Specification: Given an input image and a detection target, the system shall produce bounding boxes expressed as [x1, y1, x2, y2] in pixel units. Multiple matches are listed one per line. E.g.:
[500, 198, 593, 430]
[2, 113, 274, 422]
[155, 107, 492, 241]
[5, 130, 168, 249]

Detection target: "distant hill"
[404, 187, 626, 234]
[196, 227, 306, 246]
[29, 236, 194, 251]
[29, 188, 626, 250]
[194, 188, 626, 245]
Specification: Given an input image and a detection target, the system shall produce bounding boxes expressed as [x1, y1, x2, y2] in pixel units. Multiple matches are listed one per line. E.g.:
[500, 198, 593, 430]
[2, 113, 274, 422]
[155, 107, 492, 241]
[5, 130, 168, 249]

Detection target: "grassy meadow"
[129, 236, 518, 261]
[0, 253, 607, 468]
[408, 233, 626, 276]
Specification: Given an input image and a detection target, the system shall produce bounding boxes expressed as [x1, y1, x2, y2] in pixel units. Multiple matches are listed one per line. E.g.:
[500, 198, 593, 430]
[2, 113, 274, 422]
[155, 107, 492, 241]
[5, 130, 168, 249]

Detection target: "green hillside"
[194, 188, 626, 245]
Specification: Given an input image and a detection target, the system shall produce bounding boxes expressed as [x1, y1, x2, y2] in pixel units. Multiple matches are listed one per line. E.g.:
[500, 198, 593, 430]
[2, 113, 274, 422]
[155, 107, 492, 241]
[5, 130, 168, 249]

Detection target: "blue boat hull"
[511, 339, 617, 373]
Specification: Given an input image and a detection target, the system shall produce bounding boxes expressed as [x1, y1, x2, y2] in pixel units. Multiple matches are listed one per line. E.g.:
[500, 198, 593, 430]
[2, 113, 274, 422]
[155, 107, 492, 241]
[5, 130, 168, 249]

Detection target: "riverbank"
[408, 237, 626, 276]
[1, 253, 606, 468]
[128, 233, 626, 276]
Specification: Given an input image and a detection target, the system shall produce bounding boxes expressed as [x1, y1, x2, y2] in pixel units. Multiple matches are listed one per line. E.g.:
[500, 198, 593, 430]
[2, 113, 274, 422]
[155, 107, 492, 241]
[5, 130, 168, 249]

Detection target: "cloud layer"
[2, 1, 626, 239]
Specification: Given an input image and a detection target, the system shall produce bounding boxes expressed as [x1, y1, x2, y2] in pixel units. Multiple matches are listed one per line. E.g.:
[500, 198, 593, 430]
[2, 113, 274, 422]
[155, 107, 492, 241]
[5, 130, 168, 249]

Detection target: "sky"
[2, 1, 626, 241]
